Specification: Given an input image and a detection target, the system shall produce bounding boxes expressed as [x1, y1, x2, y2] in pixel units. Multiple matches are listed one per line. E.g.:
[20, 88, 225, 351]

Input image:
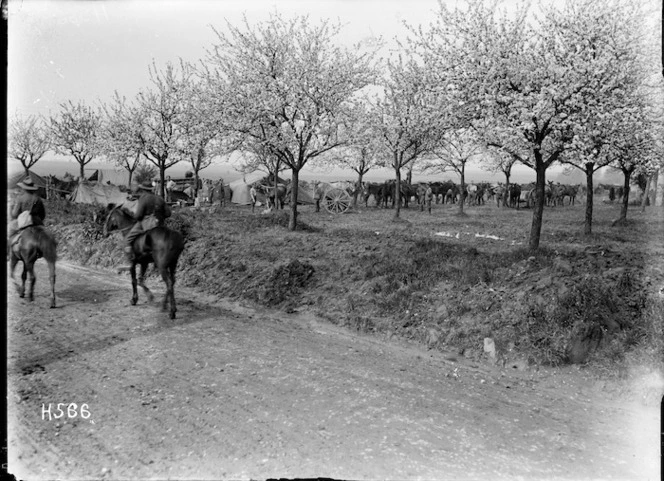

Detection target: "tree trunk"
[79, 162, 86, 182]
[584, 163, 594, 236]
[640, 172, 652, 212]
[528, 159, 546, 251]
[458, 165, 466, 215]
[504, 173, 511, 208]
[393, 166, 402, 219]
[353, 172, 364, 209]
[650, 169, 659, 207]
[288, 168, 300, 231]
[128, 171, 133, 189]
[618, 167, 632, 222]
[194, 170, 200, 199]
[159, 167, 166, 199]
[274, 159, 281, 209]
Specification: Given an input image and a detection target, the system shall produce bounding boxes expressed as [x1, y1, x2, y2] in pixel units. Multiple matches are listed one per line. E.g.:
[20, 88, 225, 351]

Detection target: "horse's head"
[103, 205, 119, 237]
[103, 204, 134, 237]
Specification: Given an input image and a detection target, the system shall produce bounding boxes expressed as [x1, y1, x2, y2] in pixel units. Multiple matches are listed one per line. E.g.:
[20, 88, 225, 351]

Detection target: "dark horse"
[10, 226, 57, 308]
[103, 205, 184, 319]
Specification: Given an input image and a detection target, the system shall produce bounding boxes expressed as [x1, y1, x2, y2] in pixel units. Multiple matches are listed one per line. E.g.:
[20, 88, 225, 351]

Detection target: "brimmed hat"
[17, 177, 38, 191]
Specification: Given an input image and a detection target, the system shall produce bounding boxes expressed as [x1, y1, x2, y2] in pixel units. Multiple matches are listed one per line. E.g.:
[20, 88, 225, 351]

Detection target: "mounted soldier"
[8, 177, 46, 253]
[118, 182, 172, 272]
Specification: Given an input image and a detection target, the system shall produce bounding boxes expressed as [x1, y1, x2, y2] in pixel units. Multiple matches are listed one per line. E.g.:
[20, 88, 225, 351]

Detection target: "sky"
[8, 0, 444, 118]
[6, 0, 610, 184]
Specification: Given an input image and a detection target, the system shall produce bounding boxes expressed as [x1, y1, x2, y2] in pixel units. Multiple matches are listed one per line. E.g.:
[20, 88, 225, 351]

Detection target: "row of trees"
[9, 0, 663, 249]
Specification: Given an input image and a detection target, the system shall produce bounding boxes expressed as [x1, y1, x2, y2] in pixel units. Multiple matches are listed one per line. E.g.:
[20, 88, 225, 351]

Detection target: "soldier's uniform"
[8, 178, 45, 243]
[121, 185, 171, 267]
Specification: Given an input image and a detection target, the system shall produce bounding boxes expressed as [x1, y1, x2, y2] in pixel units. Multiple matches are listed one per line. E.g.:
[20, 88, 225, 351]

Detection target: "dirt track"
[6, 260, 661, 480]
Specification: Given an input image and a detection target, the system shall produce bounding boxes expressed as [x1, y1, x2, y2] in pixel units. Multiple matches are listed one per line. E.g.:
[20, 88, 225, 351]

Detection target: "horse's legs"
[26, 261, 36, 302]
[47, 261, 56, 308]
[159, 266, 176, 319]
[130, 264, 139, 305]
[18, 262, 29, 298]
[9, 255, 18, 281]
[169, 264, 177, 319]
[138, 263, 154, 302]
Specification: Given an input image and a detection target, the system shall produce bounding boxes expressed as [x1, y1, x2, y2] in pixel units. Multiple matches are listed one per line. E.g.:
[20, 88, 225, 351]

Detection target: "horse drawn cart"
[321, 187, 353, 213]
[314, 182, 355, 214]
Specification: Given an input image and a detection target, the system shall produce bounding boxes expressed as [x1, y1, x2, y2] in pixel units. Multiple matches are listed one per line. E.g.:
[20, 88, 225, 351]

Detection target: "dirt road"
[6, 260, 661, 480]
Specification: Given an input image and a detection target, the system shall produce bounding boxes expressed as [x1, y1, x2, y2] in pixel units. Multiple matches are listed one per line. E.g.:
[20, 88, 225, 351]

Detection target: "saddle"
[9, 232, 23, 257]
[9, 226, 42, 257]
[9, 212, 38, 254]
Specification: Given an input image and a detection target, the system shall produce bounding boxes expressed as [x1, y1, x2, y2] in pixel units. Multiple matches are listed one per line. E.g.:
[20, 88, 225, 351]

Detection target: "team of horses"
[361, 180, 583, 211]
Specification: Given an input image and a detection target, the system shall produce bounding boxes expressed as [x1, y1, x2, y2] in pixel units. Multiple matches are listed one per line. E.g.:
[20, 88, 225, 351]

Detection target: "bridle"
[103, 206, 133, 237]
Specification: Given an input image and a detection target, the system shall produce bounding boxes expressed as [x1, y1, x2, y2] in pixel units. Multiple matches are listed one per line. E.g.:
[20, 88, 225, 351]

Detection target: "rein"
[105, 207, 135, 236]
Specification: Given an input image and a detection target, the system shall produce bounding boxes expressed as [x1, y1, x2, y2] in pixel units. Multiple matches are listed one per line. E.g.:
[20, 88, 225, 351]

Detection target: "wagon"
[321, 187, 353, 213]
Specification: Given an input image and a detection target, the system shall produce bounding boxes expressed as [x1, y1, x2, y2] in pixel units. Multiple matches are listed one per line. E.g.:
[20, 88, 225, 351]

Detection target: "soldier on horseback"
[8, 177, 46, 252]
[118, 183, 172, 271]
[8, 177, 57, 307]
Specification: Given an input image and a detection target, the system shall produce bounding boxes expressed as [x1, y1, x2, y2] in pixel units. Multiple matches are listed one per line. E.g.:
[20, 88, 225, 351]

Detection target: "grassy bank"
[45, 197, 664, 374]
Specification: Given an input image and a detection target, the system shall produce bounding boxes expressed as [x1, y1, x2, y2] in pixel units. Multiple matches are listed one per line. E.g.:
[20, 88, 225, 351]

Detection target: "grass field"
[47, 196, 664, 374]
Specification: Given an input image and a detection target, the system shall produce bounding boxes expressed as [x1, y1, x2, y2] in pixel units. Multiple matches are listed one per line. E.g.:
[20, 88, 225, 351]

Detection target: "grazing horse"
[508, 184, 521, 208]
[103, 205, 184, 319]
[437, 181, 459, 204]
[256, 183, 289, 210]
[400, 182, 419, 208]
[381, 180, 396, 208]
[561, 184, 580, 206]
[9, 225, 57, 308]
[429, 182, 446, 204]
[363, 182, 384, 207]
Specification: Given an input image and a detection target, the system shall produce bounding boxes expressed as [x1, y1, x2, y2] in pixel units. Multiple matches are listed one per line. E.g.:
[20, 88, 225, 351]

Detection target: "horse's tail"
[35, 227, 58, 263]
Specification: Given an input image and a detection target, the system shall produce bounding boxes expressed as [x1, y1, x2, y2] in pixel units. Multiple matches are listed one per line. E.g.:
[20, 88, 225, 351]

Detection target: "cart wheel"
[324, 188, 352, 213]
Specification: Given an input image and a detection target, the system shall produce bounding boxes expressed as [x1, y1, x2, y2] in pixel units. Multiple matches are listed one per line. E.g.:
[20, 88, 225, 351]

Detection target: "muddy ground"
[6, 200, 664, 480]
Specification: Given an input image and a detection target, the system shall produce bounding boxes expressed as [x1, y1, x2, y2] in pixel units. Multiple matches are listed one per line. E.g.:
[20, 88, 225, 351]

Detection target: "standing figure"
[8, 177, 46, 247]
[250, 184, 258, 213]
[166, 176, 176, 202]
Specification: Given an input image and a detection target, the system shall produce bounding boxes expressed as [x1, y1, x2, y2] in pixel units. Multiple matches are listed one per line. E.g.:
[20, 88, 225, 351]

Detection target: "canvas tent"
[88, 168, 130, 187]
[70, 182, 130, 205]
[229, 171, 267, 205]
